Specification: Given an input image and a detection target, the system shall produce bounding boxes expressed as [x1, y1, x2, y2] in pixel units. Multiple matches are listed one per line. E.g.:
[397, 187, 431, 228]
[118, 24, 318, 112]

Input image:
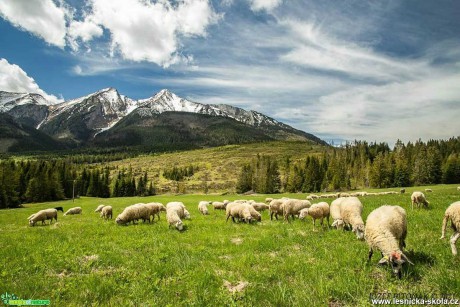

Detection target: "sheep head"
[115, 216, 125, 225]
[378, 251, 413, 279]
[299, 209, 309, 220]
[332, 219, 344, 230]
[175, 220, 183, 231]
[352, 224, 365, 240]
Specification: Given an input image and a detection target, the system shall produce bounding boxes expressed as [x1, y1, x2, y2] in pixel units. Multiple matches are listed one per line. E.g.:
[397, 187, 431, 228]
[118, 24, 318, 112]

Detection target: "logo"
[1, 292, 50, 306]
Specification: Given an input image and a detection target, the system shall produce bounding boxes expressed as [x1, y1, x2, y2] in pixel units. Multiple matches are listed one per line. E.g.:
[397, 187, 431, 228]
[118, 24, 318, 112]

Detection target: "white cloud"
[84, 0, 219, 66]
[249, 0, 282, 12]
[0, 58, 62, 104]
[0, 0, 67, 48]
[68, 16, 103, 50]
[280, 20, 428, 81]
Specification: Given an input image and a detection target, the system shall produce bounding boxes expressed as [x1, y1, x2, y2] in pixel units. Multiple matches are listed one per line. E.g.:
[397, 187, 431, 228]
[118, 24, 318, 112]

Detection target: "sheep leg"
[226, 214, 230, 222]
[450, 232, 460, 256]
[368, 249, 373, 261]
[320, 217, 324, 228]
[312, 219, 316, 231]
[270, 212, 274, 220]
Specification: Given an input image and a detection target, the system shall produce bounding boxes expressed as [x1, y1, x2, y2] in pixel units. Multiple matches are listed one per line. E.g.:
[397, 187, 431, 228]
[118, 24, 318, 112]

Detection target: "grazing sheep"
[331, 197, 365, 240]
[115, 203, 149, 225]
[166, 202, 190, 220]
[269, 199, 286, 220]
[265, 197, 273, 203]
[411, 192, 429, 210]
[54, 206, 64, 212]
[457, 187, 460, 191]
[28, 209, 58, 226]
[226, 203, 252, 223]
[425, 188, 433, 192]
[251, 202, 269, 212]
[144, 202, 166, 222]
[212, 201, 226, 210]
[440, 201, 460, 256]
[247, 204, 262, 222]
[299, 202, 330, 230]
[166, 206, 184, 231]
[338, 192, 350, 198]
[365, 205, 412, 278]
[100, 206, 113, 220]
[63, 207, 82, 216]
[400, 189, 405, 194]
[166, 203, 184, 231]
[198, 201, 211, 215]
[95, 205, 105, 212]
[283, 199, 311, 222]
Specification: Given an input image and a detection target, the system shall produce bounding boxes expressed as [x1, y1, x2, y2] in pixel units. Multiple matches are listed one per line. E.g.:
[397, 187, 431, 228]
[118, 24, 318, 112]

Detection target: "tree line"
[0, 160, 156, 209]
[236, 138, 460, 194]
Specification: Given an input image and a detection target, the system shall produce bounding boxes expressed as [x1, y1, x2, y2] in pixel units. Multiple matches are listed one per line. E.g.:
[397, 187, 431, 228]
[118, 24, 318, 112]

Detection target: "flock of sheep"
[26, 188, 460, 278]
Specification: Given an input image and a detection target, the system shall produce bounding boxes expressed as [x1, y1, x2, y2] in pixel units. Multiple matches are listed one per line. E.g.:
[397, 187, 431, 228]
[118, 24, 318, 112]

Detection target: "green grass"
[1, 185, 459, 306]
[102, 141, 323, 193]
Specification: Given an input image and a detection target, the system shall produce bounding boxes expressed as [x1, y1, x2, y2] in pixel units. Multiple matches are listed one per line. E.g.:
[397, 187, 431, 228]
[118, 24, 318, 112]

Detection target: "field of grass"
[101, 141, 323, 193]
[1, 185, 459, 306]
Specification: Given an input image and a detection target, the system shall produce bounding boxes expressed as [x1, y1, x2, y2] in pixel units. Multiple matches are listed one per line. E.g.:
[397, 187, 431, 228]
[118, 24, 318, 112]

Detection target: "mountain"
[0, 113, 66, 152]
[0, 91, 50, 128]
[0, 88, 326, 152]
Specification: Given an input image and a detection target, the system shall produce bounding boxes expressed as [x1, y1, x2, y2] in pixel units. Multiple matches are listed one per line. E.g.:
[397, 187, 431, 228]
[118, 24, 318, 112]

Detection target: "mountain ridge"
[0, 88, 327, 150]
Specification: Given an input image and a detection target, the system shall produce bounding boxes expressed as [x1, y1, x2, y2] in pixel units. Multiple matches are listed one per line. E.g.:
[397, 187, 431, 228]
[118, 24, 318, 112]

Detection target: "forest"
[0, 137, 459, 208]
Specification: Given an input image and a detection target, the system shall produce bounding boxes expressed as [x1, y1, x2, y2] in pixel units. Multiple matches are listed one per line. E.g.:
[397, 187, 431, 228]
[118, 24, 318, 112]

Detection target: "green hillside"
[103, 141, 324, 193]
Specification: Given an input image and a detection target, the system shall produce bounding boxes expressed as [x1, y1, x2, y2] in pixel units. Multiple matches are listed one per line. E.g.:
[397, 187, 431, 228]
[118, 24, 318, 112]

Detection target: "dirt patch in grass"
[231, 237, 243, 245]
[223, 280, 249, 294]
[80, 254, 99, 264]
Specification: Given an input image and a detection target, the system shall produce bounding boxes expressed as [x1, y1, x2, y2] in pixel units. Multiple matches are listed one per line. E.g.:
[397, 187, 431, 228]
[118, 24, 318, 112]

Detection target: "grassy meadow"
[1, 185, 459, 306]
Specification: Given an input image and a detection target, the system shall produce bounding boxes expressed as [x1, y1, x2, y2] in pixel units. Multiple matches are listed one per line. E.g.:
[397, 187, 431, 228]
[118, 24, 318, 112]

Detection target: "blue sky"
[0, 0, 459, 145]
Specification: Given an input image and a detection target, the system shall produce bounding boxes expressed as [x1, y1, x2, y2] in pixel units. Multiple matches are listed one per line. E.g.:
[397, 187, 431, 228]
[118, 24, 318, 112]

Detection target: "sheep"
[247, 204, 262, 222]
[212, 201, 226, 210]
[400, 189, 405, 194]
[166, 202, 190, 220]
[115, 203, 150, 225]
[330, 197, 365, 240]
[226, 202, 252, 223]
[28, 209, 58, 226]
[283, 199, 311, 222]
[63, 207, 82, 216]
[183, 208, 191, 220]
[411, 191, 429, 210]
[299, 202, 330, 230]
[100, 206, 113, 220]
[440, 201, 460, 256]
[251, 202, 269, 212]
[54, 206, 64, 212]
[198, 201, 211, 215]
[265, 197, 273, 203]
[425, 188, 433, 193]
[365, 205, 412, 278]
[338, 192, 350, 198]
[95, 205, 105, 212]
[268, 199, 286, 220]
[144, 202, 166, 222]
[457, 187, 460, 191]
[166, 202, 185, 230]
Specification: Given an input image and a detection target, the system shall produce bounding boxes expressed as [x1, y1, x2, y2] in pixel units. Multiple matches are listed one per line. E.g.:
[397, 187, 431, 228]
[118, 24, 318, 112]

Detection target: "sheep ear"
[401, 253, 414, 265]
[378, 257, 389, 265]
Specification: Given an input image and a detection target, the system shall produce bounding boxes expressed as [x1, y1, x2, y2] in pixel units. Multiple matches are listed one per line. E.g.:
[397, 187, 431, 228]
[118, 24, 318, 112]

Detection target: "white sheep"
[411, 191, 429, 210]
[100, 206, 113, 220]
[198, 201, 211, 215]
[365, 205, 412, 278]
[166, 202, 185, 230]
[440, 201, 460, 256]
[299, 202, 330, 230]
[226, 202, 252, 223]
[331, 197, 365, 240]
[246, 204, 262, 222]
[265, 197, 273, 203]
[283, 199, 311, 222]
[268, 199, 285, 221]
[63, 207, 82, 216]
[144, 202, 166, 222]
[95, 205, 105, 212]
[115, 203, 149, 225]
[457, 187, 460, 191]
[251, 202, 269, 212]
[425, 188, 433, 193]
[28, 209, 58, 226]
[212, 201, 226, 210]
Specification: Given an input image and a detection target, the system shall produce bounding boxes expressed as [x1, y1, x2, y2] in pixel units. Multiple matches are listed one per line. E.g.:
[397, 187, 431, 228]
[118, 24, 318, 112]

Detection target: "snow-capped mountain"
[0, 87, 325, 146]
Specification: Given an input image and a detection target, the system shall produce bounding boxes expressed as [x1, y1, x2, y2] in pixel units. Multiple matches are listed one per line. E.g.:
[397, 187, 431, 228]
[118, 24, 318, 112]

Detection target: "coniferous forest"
[1, 138, 459, 208]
